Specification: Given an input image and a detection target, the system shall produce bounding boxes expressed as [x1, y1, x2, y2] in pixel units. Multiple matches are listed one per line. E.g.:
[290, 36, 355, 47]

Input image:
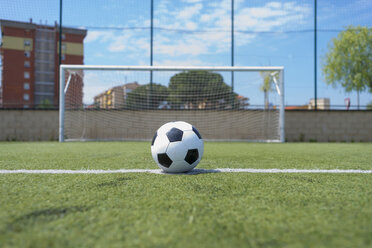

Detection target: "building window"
[23, 94, 30, 101]
[61, 54, 65, 61]
[61, 43, 66, 51]
[24, 51, 31, 58]
[24, 61, 30, 68]
[24, 72, 30, 79]
[24, 83, 30, 90]
[62, 33, 66, 40]
[24, 39, 31, 46]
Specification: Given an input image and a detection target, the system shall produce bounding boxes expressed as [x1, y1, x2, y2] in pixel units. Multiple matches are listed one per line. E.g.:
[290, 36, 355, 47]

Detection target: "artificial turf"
[0, 142, 371, 247]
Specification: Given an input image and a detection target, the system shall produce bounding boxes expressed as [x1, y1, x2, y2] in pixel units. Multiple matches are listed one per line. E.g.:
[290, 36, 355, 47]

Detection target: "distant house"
[236, 95, 249, 109]
[308, 98, 330, 110]
[94, 82, 139, 109]
[285, 98, 331, 110]
[285, 105, 309, 110]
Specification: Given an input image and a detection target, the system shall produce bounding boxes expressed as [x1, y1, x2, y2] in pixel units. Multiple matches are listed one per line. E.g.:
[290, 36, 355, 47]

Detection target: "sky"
[1, 0, 371, 107]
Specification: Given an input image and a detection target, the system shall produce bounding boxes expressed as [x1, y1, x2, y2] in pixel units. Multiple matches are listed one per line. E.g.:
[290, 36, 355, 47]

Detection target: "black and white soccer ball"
[151, 121, 204, 173]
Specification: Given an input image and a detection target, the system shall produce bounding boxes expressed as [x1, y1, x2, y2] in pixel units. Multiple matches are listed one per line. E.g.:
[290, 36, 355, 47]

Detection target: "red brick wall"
[1, 26, 35, 108]
[2, 25, 34, 38]
[53, 32, 84, 107]
[2, 23, 85, 108]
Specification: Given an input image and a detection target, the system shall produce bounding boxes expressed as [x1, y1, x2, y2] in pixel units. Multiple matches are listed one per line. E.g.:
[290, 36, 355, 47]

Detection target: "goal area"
[59, 65, 284, 142]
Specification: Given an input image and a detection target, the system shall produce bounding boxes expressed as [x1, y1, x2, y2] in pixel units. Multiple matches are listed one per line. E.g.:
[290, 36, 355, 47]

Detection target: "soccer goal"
[59, 65, 284, 142]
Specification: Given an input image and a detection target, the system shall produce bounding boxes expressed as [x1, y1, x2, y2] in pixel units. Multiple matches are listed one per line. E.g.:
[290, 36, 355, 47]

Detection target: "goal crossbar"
[60, 64, 284, 72]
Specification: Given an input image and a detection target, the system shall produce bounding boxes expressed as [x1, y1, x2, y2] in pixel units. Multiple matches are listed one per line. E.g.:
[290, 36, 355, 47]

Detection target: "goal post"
[59, 65, 285, 142]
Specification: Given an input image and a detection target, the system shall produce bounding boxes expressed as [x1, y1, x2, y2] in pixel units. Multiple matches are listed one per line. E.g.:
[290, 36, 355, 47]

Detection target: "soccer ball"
[151, 121, 204, 173]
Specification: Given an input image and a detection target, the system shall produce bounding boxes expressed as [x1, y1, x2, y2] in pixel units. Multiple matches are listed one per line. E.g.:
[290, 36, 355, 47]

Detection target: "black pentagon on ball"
[192, 126, 202, 139]
[157, 153, 173, 168]
[166, 127, 183, 142]
[151, 132, 157, 146]
[184, 149, 199, 165]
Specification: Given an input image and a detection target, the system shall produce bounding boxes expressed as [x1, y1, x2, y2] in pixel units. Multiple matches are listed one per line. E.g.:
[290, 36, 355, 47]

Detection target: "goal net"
[59, 65, 284, 142]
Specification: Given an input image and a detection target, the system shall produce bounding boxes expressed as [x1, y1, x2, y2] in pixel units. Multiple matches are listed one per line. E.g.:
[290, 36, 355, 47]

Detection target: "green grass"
[0, 142, 372, 247]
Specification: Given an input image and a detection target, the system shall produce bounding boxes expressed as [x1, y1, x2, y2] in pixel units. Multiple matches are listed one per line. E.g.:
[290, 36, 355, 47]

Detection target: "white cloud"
[266, 2, 282, 9]
[156, 59, 208, 66]
[156, 0, 172, 16]
[200, 8, 228, 24]
[182, 0, 202, 3]
[106, 31, 134, 52]
[235, 1, 311, 32]
[178, 3, 203, 19]
[85, 30, 114, 43]
[85, 0, 311, 64]
[185, 21, 197, 30]
[200, 14, 212, 22]
[245, 7, 287, 19]
[155, 37, 208, 56]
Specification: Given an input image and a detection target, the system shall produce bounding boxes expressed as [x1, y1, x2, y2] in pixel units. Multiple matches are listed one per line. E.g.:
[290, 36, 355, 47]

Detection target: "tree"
[259, 71, 278, 109]
[37, 98, 54, 109]
[168, 71, 240, 109]
[126, 83, 169, 109]
[323, 25, 372, 108]
[367, 101, 372, 110]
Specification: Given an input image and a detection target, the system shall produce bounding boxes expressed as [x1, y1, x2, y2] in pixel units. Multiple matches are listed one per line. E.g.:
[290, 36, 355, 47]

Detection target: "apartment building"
[0, 19, 86, 108]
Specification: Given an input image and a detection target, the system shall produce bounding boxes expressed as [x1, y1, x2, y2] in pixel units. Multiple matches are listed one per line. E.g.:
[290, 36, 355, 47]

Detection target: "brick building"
[0, 19, 86, 108]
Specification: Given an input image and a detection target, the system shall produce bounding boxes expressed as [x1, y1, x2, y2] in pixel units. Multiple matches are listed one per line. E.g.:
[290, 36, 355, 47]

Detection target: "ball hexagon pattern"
[151, 121, 204, 173]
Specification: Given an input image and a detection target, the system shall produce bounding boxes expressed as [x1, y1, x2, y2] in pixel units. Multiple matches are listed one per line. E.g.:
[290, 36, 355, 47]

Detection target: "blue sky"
[1, 0, 371, 107]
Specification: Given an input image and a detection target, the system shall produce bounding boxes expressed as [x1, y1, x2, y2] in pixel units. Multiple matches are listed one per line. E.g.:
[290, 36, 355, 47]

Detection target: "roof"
[124, 82, 139, 90]
[285, 105, 309, 110]
[0, 19, 87, 36]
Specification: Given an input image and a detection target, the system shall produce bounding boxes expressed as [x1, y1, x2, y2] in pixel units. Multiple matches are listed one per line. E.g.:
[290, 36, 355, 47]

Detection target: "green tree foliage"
[367, 101, 372, 110]
[323, 25, 372, 93]
[37, 98, 54, 109]
[168, 71, 240, 109]
[259, 71, 278, 109]
[126, 83, 169, 109]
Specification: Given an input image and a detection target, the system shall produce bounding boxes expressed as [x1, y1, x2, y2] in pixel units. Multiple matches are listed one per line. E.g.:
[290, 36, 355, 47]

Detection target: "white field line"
[0, 168, 372, 175]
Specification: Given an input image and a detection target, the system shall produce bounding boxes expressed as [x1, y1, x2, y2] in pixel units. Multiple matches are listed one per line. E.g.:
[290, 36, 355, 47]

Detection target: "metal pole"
[314, 0, 317, 110]
[279, 70, 285, 142]
[59, 0, 63, 67]
[231, 0, 235, 108]
[231, 0, 234, 68]
[59, 66, 65, 142]
[58, 0, 64, 142]
[150, 0, 153, 67]
[149, 0, 154, 109]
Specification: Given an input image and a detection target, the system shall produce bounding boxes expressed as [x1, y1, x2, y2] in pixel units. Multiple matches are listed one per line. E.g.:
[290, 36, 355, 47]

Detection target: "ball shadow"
[162, 168, 221, 175]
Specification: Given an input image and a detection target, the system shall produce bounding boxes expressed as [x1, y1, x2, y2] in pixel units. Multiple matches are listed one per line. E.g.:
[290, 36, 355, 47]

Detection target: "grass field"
[1, 142, 372, 247]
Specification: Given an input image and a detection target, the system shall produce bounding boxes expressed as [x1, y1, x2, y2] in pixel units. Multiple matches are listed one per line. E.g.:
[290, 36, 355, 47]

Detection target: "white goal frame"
[59, 65, 285, 142]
